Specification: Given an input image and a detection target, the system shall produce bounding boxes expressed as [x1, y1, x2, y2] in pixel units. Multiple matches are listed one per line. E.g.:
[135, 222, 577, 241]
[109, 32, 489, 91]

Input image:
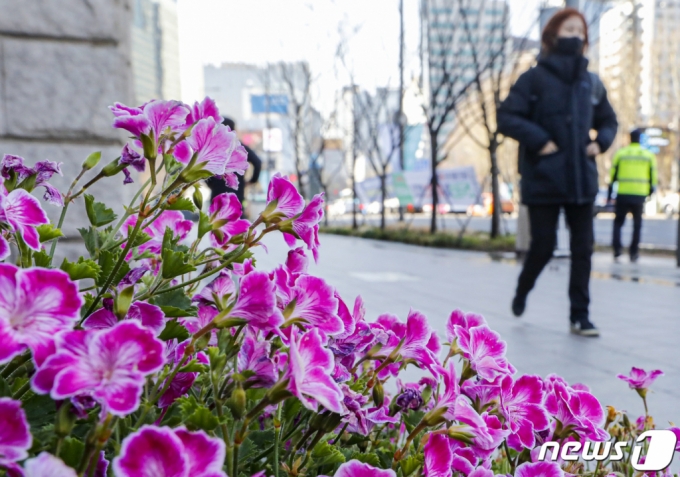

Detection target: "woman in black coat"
[497, 8, 618, 337]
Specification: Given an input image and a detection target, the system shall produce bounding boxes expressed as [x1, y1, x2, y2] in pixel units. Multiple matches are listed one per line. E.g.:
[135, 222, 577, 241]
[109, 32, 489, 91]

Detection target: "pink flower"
[120, 144, 145, 185]
[83, 301, 166, 335]
[32, 321, 164, 416]
[446, 309, 486, 343]
[456, 325, 515, 381]
[515, 461, 564, 477]
[500, 375, 550, 450]
[330, 460, 396, 477]
[238, 331, 277, 388]
[544, 380, 607, 441]
[264, 173, 305, 220]
[1, 155, 64, 206]
[0, 187, 49, 253]
[285, 328, 343, 413]
[285, 247, 308, 275]
[374, 310, 440, 374]
[110, 100, 189, 143]
[0, 398, 31, 467]
[460, 378, 501, 409]
[0, 265, 82, 366]
[617, 367, 664, 391]
[20, 452, 78, 477]
[192, 272, 235, 308]
[281, 275, 343, 335]
[424, 434, 454, 477]
[282, 193, 324, 262]
[113, 426, 227, 477]
[182, 305, 219, 345]
[208, 193, 250, 247]
[225, 271, 283, 332]
[157, 341, 208, 409]
[668, 427, 680, 452]
[174, 117, 247, 180]
[184, 97, 221, 127]
[122, 210, 193, 256]
[430, 362, 460, 420]
[453, 396, 509, 451]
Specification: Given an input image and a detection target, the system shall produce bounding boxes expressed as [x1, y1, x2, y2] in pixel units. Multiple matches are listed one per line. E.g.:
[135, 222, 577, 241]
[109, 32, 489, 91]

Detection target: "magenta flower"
[1, 155, 64, 206]
[280, 275, 343, 335]
[285, 247, 308, 274]
[460, 378, 501, 409]
[430, 362, 460, 420]
[182, 305, 219, 346]
[453, 396, 509, 451]
[110, 100, 189, 143]
[617, 367, 664, 391]
[0, 186, 49, 252]
[192, 272, 235, 308]
[1, 154, 34, 182]
[174, 117, 247, 181]
[446, 309, 486, 343]
[113, 426, 227, 477]
[122, 210, 193, 256]
[375, 310, 440, 375]
[282, 193, 324, 262]
[0, 265, 82, 366]
[120, 144, 145, 185]
[0, 398, 31, 467]
[32, 321, 164, 416]
[238, 331, 277, 388]
[83, 301, 166, 335]
[185, 97, 221, 127]
[285, 328, 343, 413]
[264, 173, 305, 220]
[516, 461, 564, 477]
[158, 341, 208, 408]
[469, 469, 494, 477]
[456, 325, 515, 381]
[330, 460, 396, 477]
[424, 434, 454, 477]
[208, 193, 250, 247]
[544, 380, 607, 441]
[225, 271, 283, 332]
[499, 375, 550, 450]
[19, 452, 78, 477]
[668, 427, 680, 452]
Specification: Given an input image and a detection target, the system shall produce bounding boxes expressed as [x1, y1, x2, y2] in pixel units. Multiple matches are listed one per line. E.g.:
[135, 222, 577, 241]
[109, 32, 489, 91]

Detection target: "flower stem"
[274, 404, 282, 477]
[1, 353, 30, 378]
[11, 381, 30, 400]
[48, 202, 70, 263]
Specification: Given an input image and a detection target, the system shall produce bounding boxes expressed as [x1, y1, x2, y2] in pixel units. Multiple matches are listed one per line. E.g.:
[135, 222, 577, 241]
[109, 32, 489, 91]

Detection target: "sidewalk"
[254, 233, 680, 427]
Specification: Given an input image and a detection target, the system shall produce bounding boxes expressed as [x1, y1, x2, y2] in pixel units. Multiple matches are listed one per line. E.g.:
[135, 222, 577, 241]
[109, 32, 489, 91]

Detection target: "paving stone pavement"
[253, 233, 680, 428]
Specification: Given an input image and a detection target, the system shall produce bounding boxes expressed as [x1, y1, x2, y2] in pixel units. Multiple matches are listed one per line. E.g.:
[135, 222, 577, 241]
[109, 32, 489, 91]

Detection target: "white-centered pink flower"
[0, 264, 82, 366]
[0, 186, 49, 257]
[0, 398, 31, 468]
[32, 321, 165, 417]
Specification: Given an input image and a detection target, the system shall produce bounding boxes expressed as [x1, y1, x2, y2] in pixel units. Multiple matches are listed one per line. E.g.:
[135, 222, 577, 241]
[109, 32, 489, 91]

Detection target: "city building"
[131, 0, 181, 104]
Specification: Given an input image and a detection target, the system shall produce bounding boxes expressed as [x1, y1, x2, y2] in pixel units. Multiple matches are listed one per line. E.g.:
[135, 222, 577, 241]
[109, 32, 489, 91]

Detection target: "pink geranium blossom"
[453, 396, 510, 451]
[113, 426, 227, 477]
[544, 380, 608, 441]
[184, 97, 221, 127]
[207, 193, 250, 248]
[1, 155, 64, 206]
[122, 210, 193, 256]
[617, 367, 664, 391]
[282, 193, 324, 262]
[0, 265, 82, 365]
[32, 321, 164, 416]
[516, 461, 564, 477]
[224, 271, 283, 332]
[19, 452, 78, 477]
[0, 186, 49, 253]
[285, 247, 308, 274]
[455, 325, 515, 381]
[500, 375, 550, 450]
[424, 434, 454, 477]
[0, 398, 31, 467]
[83, 301, 166, 335]
[446, 309, 486, 343]
[285, 328, 343, 413]
[264, 173, 305, 220]
[329, 460, 396, 477]
[192, 272, 235, 308]
[158, 341, 208, 409]
[110, 100, 189, 143]
[238, 331, 277, 388]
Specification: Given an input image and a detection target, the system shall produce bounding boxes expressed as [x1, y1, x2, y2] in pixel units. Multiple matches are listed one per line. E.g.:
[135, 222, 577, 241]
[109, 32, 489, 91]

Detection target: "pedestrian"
[205, 117, 262, 217]
[608, 128, 658, 263]
[497, 8, 618, 337]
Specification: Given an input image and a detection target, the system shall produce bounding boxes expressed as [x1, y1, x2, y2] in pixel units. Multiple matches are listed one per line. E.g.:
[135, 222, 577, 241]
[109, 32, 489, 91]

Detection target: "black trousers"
[516, 203, 594, 322]
[612, 198, 644, 257]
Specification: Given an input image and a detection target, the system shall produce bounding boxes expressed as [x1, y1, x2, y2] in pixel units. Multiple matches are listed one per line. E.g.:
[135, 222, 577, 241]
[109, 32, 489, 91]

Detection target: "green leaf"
[178, 358, 208, 373]
[399, 454, 423, 477]
[0, 376, 12, 397]
[152, 288, 193, 310]
[84, 194, 117, 227]
[81, 293, 96, 319]
[179, 396, 220, 432]
[60, 257, 102, 281]
[311, 441, 346, 468]
[351, 452, 381, 468]
[78, 227, 98, 257]
[37, 224, 64, 243]
[158, 305, 196, 318]
[128, 230, 152, 248]
[159, 319, 190, 342]
[282, 398, 303, 423]
[164, 153, 183, 175]
[404, 410, 425, 431]
[161, 248, 196, 279]
[23, 393, 57, 429]
[239, 430, 275, 462]
[165, 197, 196, 212]
[97, 250, 131, 287]
[60, 437, 85, 468]
[33, 250, 51, 268]
[198, 212, 212, 239]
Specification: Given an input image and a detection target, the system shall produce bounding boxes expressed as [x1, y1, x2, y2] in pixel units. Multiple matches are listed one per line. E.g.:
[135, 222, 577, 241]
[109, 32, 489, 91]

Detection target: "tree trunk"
[294, 115, 306, 199]
[380, 173, 387, 230]
[489, 139, 501, 239]
[352, 123, 358, 230]
[429, 129, 439, 234]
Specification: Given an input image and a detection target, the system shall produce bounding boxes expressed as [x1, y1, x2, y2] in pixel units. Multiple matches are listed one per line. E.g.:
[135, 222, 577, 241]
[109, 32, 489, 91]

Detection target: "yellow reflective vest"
[610, 143, 657, 197]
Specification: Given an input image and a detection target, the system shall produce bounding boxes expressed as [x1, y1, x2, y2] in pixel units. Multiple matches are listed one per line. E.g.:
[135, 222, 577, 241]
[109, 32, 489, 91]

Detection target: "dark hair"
[541, 8, 589, 55]
[630, 128, 643, 144]
[222, 116, 236, 131]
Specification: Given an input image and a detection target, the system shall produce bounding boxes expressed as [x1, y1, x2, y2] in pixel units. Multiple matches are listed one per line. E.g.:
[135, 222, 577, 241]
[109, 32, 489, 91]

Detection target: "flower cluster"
[0, 97, 673, 477]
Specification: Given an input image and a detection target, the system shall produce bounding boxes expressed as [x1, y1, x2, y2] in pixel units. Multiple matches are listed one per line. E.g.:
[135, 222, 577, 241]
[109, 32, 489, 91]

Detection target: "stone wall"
[0, 0, 136, 239]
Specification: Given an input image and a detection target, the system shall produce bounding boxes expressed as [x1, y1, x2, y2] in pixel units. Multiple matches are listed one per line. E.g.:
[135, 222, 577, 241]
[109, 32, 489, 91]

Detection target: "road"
[254, 233, 680, 430]
[327, 212, 679, 250]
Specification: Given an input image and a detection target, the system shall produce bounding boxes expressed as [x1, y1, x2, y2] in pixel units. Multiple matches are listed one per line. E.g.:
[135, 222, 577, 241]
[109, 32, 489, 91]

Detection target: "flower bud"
[101, 159, 126, 177]
[446, 425, 475, 445]
[55, 402, 77, 438]
[372, 381, 385, 408]
[192, 185, 203, 211]
[227, 385, 247, 419]
[311, 412, 342, 433]
[422, 407, 447, 427]
[114, 286, 134, 321]
[82, 152, 102, 171]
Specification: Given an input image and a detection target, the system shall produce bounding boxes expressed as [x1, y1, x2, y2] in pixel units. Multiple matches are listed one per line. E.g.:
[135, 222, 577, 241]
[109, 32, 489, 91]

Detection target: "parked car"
[593, 187, 615, 216]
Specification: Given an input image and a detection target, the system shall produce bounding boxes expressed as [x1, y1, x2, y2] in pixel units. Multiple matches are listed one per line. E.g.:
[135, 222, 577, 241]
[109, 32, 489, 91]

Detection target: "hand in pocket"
[539, 141, 559, 155]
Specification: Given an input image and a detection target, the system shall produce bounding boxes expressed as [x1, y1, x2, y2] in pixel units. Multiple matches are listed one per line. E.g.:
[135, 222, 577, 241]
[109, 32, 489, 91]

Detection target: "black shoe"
[570, 320, 600, 337]
[630, 253, 639, 263]
[614, 252, 622, 263]
[511, 294, 526, 317]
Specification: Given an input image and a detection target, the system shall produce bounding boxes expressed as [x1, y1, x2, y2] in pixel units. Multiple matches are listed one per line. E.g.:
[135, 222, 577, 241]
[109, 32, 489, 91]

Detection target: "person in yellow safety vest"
[607, 128, 658, 263]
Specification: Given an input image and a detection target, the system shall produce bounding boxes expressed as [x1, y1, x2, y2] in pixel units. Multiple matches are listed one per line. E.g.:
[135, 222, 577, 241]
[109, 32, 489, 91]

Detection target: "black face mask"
[554, 37, 584, 56]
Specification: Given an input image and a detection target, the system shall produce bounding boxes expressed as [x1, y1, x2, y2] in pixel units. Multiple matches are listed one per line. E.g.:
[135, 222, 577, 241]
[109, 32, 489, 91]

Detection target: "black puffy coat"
[497, 54, 618, 205]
